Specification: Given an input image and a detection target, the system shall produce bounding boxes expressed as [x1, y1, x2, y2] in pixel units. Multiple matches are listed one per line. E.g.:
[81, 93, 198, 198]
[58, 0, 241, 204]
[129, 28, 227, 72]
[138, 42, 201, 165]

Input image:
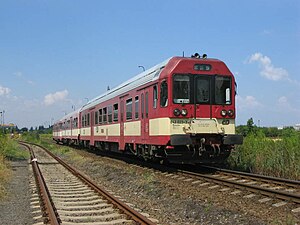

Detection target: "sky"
[0, 0, 299, 128]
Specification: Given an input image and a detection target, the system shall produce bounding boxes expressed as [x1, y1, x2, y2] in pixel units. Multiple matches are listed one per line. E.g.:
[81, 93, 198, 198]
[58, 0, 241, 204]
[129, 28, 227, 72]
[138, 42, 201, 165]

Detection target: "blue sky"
[0, 0, 299, 128]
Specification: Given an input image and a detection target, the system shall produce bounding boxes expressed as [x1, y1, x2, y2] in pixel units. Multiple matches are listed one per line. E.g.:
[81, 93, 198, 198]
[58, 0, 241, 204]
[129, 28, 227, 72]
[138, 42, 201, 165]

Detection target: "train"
[53, 54, 243, 164]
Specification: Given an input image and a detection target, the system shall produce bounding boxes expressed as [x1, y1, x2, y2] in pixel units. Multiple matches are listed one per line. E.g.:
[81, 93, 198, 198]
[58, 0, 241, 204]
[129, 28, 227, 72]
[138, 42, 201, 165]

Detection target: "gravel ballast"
[61, 148, 300, 224]
[0, 143, 299, 224]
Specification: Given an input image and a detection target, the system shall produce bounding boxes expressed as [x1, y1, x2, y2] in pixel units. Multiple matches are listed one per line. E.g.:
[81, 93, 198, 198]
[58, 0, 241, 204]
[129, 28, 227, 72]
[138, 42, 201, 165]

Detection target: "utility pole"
[0, 110, 4, 132]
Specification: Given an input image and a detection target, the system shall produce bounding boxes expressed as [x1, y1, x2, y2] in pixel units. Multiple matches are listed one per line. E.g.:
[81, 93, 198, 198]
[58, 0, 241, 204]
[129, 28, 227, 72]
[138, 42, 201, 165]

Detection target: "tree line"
[236, 118, 298, 138]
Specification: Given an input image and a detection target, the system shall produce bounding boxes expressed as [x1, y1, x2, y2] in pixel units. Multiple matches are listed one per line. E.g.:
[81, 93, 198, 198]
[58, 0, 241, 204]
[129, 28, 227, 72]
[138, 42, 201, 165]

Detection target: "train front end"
[157, 55, 243, 164]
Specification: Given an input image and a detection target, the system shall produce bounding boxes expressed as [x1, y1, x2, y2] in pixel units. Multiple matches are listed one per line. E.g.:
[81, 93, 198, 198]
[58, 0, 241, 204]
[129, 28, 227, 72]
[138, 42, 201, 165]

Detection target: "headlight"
[228, 109, 234, 117]
[181, 109, 188, 116]
[173, 108, 181, 116]
[221, 109, 227, 117]
[222, 120, 230, 125]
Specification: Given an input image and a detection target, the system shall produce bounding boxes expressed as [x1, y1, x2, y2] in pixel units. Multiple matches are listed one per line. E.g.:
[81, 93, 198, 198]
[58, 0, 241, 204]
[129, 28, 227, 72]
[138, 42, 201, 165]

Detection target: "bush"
[19, 131, 40, 144]
[228, 130, 300, 180]
[0, 133, 29, 160]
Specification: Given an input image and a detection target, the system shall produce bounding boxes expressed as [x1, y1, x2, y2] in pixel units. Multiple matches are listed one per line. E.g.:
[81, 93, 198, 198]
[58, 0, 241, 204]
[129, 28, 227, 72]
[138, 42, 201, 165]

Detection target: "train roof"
[81, 57, 172, 111]
[55, 109, 80, 124]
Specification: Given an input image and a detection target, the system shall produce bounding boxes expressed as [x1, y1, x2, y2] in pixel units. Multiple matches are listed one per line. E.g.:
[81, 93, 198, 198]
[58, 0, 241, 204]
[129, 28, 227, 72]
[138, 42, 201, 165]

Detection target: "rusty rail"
[20, 141, 156, 225]
[20, 142, 60, 225]
[177, 169, 300, 204]
[201, 165, 300, 188]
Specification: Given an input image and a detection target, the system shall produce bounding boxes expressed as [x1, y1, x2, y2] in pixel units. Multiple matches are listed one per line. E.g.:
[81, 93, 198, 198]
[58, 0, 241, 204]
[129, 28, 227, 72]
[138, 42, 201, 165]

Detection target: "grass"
[0, 133, 29, 198]
[0, 154, 11, 198]
[228, 130, 300, 180]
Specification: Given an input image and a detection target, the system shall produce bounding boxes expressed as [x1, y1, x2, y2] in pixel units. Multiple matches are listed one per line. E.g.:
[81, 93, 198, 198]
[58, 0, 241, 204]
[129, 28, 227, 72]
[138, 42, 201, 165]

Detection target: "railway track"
[87, 145, 300, 211]
[164, 165, 300, 211]
[82, 143, 300, 212]
[20, 142, 157, 225]
[46, 140, 300, 214]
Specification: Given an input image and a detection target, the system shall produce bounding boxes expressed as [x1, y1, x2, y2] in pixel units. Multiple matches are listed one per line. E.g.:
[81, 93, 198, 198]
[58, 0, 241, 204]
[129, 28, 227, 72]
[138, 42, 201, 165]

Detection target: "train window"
[153, 85, 158, 108]
[108, 105, 113, 123]
[194, 64, 212, 71]
[195, 76, 210, 103]
[141, 94, 144, 119]
[113, 103, 118, 122]
[87, 113, 90, 126]
[103, 107, 107, 124]
[82, 116, 84, 127]
[120, 101, 124, 122]
[126, 98, 132, 120]
[83, 115, 86, 127]
[95, 111, 98, 125]
[135, 96, 139, 119]
[145, 92, 148, 118]
[215, 76, 231, 105]
[173, 74, 190, 104]
[99, 109, 102, 124]
[160, 81, 168, 107]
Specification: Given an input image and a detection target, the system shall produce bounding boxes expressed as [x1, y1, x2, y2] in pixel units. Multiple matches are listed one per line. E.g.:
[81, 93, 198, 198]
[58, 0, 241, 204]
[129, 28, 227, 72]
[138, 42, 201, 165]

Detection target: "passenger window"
[87, 113, 90, 126]
[103, 108, 107, 124]
[145, 92, 148, 118]
[141, 94, 144, 119]
[120, 101, 124, 122]
[98, 109, 102, 124]
[95, 111, 98, 124]
[108, 105, 113, 123]
[160, 81, 168, 107]
[126, 98, 132, 120]
[113, 103, 118, 122]
[135, 96, 139, 119]
[153, 85, 158, 108]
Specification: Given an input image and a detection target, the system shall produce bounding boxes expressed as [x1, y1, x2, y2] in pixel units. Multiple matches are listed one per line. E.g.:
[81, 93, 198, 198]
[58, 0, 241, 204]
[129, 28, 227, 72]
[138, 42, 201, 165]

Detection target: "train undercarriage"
[55, 133, 242, 164]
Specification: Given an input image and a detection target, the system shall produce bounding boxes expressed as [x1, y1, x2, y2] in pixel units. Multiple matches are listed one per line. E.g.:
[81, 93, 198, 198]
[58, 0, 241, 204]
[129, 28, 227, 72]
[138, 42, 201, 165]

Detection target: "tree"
[20, 127, 28, 133]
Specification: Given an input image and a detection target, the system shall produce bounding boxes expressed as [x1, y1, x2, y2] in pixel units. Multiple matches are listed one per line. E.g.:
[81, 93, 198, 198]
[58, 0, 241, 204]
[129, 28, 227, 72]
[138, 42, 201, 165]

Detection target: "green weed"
[228, 131, 300, 180]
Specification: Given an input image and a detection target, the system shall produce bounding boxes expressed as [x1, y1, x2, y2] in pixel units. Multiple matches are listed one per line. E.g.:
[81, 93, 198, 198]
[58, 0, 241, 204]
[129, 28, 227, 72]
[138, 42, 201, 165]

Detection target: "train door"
[119, 98, 125, 150]
[70, 117, 73, 138]
[141, 90, 149, 144]
[193, 75, 212, 119]
[90, 111, 94, 146]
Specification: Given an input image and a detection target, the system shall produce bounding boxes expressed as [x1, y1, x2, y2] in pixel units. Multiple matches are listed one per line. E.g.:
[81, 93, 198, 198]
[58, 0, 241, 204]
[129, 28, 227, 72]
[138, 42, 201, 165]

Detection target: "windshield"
[215, 76, 231, 105]
[173, 74, 190, 104]
[173, 74, 232, 105]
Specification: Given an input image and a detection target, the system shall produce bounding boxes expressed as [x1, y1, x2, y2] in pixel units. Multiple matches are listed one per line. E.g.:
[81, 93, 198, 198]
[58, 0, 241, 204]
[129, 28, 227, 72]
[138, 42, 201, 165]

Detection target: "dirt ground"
[0, 160, 34, 225]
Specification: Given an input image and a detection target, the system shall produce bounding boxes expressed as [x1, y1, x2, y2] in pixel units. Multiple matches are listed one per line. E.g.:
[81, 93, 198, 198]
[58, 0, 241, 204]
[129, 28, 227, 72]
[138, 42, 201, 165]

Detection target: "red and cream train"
[53, 54, 243, 164]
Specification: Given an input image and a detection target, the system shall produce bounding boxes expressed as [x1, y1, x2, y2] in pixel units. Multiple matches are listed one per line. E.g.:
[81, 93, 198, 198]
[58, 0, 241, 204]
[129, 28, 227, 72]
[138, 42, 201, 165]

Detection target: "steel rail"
[201, 165, 300, 187]
[20, 142, 60, 225]
[22, 141, 156, 225]
[177, 169, 300, 204]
